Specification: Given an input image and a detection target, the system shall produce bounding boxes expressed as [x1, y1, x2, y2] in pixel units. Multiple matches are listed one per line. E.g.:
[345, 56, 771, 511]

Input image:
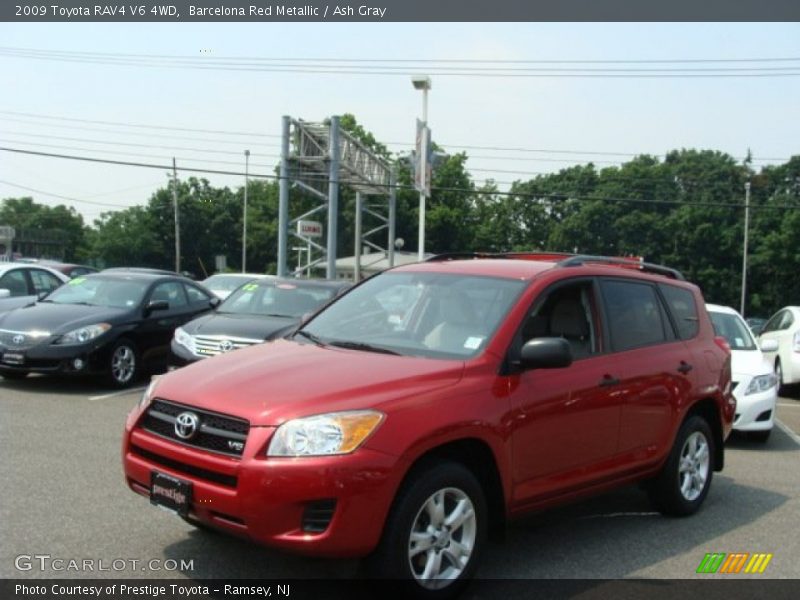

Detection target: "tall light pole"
[412, 75, 431, 262]
[740, 180, 751, 316]
[242, 149, 250, 273]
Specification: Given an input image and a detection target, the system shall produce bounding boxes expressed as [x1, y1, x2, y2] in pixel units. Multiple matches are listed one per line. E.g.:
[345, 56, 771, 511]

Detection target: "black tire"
[363, 461, 487, 598]
[648, 415, 715, 516]
[1, 370, 29, 380]
[107, 338, 140, 388]
[749, 429, 771, 444]
[775, 359, 785, 395]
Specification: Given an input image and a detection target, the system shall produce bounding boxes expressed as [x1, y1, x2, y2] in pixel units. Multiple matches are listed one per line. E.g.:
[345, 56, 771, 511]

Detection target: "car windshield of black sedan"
[219, 281, 336, 318]
[299, 272, 526, 359]
[43, 276, 148, 309]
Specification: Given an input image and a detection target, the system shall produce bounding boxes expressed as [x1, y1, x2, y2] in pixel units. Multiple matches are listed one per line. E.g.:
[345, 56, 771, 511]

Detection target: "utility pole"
[740, 181, 751, 317]
[172, 157, 180, 273]
[242, 149, 250, 273]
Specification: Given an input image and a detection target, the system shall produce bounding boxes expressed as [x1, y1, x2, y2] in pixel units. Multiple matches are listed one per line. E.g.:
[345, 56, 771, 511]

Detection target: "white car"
[0, 262, 70, 314]
[758, 306, 800, 389]
[707, 304, 778, 443]
[200, 273, 274, 300]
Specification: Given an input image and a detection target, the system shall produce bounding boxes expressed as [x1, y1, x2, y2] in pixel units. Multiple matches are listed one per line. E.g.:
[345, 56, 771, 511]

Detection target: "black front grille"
[302, 499, 337, 533]
[130, 445, 237, 488]
[756, 410, 772, 423]
[141, 399, 250, 457]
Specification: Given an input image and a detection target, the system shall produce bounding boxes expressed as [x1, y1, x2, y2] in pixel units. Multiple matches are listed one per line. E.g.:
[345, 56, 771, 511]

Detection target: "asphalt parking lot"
[1, 376, 799, 581]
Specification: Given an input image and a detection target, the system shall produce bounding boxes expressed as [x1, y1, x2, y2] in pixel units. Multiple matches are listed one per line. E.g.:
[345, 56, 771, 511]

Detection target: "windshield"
[709, 311, 757, 351]
[44, 276, 148, 309]
[300, 271, 526, 359]
[203, 274, 258, 292]
[220, 281, 336, 318]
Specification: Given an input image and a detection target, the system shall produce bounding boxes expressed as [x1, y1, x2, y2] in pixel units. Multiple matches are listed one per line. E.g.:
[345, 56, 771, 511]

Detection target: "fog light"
[73, 358, 85, 370]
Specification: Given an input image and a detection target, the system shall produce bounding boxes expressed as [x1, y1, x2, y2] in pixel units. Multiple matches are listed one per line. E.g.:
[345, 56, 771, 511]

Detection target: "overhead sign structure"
[297, 220, 323, 238]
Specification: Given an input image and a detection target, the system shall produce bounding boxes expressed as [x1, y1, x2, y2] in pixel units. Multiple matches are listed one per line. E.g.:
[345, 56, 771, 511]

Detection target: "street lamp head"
[244, 149, 250, 157]
[411, 75, 432, 90]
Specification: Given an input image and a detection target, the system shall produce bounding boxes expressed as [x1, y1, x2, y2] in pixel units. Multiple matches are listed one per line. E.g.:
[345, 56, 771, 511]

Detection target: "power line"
[0, 130, 281, 158]
[3, 110, 790, 164]
[3, 146, 798, 212]
[0, 116, 281, 147]
[0, 180, 135, 208]
[0, 110, 280, 138]
[2, 49, 800, 78]
[4, 47, 799, 64]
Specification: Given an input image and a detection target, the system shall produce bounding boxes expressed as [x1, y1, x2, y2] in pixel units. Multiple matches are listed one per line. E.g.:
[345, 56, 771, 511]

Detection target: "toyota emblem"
[219, 340, 234, 353]
[12, 334, 25, 345]
[174, 412, 200, 440]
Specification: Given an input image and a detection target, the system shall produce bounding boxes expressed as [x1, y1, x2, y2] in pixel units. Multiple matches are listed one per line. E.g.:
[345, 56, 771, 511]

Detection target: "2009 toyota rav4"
[123, 253, 734, 594]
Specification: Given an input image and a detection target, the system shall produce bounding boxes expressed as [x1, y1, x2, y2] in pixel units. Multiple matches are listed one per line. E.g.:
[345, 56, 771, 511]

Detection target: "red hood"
[153, 339, 464, 426]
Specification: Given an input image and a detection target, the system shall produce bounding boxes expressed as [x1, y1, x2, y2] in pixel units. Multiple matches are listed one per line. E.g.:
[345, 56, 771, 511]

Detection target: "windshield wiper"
[327, 340, 400, 355]
[294, 329, 326, 347]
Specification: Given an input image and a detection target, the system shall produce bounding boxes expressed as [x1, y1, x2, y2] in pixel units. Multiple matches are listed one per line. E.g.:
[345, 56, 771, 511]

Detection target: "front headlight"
[745, 373, 778, 395]
[267, 410, 384, 457]
[173, 327, 195, 353]
[138, 377, 160, 409]
[54, 323, 111, 345]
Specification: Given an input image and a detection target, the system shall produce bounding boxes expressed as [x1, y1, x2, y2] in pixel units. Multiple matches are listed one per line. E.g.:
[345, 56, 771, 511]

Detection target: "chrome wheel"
[111, 344, 136, 384]
[678, 431, 710, 502]
[408, 487, 477, 589]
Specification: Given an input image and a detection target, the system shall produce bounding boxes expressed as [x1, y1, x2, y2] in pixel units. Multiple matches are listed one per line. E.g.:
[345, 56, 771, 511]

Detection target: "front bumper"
[733, 386, 777, 432]
[122, 415, 402, 557]
[0, 340, 109, 376]
[169, 340, 201, 367]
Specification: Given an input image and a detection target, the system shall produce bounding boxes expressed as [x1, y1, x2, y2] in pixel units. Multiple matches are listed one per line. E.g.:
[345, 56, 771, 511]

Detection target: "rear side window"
[659, 284, 699, 340]
[601, 280, 666, 352]
[0, 269, 29, 296]
[30, 269, 63, 294]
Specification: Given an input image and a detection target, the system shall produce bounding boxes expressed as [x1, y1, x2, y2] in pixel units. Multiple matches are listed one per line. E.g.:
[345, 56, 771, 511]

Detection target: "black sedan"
[170, 278, 349, 365]
[0, 272, 218, 387]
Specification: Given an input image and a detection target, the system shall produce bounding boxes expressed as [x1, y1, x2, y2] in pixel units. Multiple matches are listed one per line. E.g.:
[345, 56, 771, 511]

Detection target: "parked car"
[707, 304, 778, 442]
[123, 253, 733, 594]
[745, 317, 768, 337]
[201, 273, 274, 300]
[0, 262, 70, 314]
[0, 271, 218, 386]
[171, 278, 350, 365]
[33, 260, 98, 279]
[758, 306, 800, 390]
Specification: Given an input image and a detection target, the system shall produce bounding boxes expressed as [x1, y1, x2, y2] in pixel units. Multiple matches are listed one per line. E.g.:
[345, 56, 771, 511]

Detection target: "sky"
[0, 22, 798, 223]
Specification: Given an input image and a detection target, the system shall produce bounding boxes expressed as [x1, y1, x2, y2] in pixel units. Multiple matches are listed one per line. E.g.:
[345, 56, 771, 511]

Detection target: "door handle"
[599, 374, 621, 387]
[678, 361, 693, 374]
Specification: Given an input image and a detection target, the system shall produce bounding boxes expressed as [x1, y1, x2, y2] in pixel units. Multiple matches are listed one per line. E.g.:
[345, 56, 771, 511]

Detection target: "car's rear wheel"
[108, 339, 139, 388]
[364, 461, 487, 597]
[648, 415, 714, 516]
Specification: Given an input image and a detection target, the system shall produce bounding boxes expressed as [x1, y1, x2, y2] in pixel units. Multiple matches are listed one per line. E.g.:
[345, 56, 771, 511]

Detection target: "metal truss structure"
[277, 116, 396, 280]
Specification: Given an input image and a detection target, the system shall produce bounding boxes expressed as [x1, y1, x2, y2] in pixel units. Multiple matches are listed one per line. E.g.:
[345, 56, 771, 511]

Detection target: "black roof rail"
[557, 255, 685, 280]
[426, 251, 575, 263]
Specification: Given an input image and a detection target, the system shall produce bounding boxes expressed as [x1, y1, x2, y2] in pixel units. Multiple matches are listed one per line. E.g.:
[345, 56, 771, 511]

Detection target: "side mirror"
[209, 297, 221, 308]
[760, 339, 779, 353]
[37, 291, 49, 301]
[519, 338, 573, 370]
[0, 288, 10, 299]
[145, 299, 169, 316]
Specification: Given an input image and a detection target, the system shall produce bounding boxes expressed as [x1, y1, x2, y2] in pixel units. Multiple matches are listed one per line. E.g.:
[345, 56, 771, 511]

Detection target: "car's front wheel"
[365, 461, 487, 597]
[648, 415, 714, 516]
[107, 339, 139, 388]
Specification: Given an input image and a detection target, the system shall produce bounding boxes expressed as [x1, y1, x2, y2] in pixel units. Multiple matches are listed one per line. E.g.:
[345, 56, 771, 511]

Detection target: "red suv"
[123, 253, 734, 594]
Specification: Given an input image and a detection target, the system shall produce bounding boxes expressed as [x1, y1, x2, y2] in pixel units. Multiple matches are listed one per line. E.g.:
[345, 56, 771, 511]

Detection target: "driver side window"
[520, 281, 599, 360]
